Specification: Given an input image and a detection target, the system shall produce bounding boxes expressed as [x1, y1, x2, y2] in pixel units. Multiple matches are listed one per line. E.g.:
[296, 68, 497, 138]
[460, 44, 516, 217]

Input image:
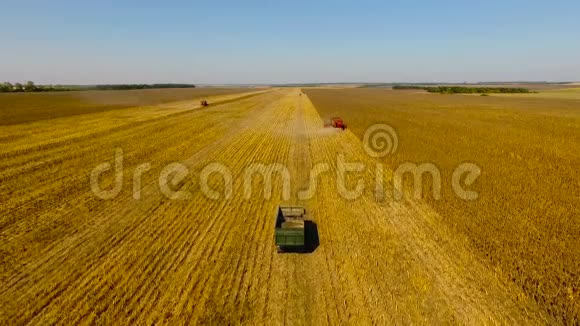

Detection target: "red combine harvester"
[325, 117, 346, 130]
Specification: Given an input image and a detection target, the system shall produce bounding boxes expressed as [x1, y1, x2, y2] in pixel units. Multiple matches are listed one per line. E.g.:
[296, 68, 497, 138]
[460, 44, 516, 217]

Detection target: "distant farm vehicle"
[324, 117, 347, 130]
[200, 100, 209, 107]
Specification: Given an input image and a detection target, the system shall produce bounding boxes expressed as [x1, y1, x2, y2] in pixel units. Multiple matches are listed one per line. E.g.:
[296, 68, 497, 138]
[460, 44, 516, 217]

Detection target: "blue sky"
[1, 0, 579, 84]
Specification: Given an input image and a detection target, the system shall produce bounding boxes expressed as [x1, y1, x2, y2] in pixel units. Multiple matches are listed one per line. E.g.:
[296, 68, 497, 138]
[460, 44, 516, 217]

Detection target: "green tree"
[13, 83, 23, 92]
[25, 81, 36, 92]
[0, 82, 13, 92]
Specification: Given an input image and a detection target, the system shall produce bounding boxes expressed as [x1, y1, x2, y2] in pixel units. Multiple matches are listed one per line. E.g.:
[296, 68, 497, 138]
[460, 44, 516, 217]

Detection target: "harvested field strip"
[0, 90, 279, 280]
[0, 90, 293, 324]
[0, 87, 259, 126]
[0, 89, 271, 158]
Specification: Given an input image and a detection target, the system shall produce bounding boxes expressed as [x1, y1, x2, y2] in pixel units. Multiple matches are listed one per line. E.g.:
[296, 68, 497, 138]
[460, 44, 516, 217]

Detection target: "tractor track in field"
[279, 91, 315, 324]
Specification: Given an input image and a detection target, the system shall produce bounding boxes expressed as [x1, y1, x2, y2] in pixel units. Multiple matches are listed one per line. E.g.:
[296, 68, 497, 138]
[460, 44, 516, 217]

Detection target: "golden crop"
[0, 87, 569, 323]
[305, 87, 580, 323]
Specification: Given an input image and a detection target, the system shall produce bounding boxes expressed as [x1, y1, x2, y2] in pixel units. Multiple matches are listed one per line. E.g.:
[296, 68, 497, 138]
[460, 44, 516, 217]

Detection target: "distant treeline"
[0, 81, 73, 93]
[0, 81, 197, 93]
[392, 85, 532, 94]
[93, 84, 196, 90]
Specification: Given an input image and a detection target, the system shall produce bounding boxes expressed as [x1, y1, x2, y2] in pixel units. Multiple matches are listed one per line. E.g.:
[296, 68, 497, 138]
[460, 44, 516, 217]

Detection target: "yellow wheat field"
[0, 88, 558, 324]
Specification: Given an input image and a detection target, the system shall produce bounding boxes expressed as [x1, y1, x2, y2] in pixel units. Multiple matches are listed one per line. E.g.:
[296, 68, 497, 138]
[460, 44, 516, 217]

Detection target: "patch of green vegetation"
[0, 81, 197, 93]
[393, 85, 532, 94]
[0, 81, 73, 93]
[92, 84, 196, 91]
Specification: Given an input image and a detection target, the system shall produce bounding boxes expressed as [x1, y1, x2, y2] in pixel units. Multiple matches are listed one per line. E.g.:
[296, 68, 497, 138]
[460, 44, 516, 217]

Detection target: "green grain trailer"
[274, 206, 306, 253]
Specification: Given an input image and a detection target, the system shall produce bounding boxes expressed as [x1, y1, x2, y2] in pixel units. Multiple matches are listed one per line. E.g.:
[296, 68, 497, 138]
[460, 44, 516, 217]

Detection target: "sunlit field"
[306, 87, 580, 322]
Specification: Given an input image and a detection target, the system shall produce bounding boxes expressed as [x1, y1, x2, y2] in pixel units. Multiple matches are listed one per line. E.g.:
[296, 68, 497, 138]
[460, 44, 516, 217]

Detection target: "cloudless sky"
[1, 0, 579, 84]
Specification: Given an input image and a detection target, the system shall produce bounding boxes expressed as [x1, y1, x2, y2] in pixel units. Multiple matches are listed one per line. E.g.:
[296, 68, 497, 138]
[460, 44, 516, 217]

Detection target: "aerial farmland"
[2, 1, 580, 325]
[1, 85, 579, 324]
